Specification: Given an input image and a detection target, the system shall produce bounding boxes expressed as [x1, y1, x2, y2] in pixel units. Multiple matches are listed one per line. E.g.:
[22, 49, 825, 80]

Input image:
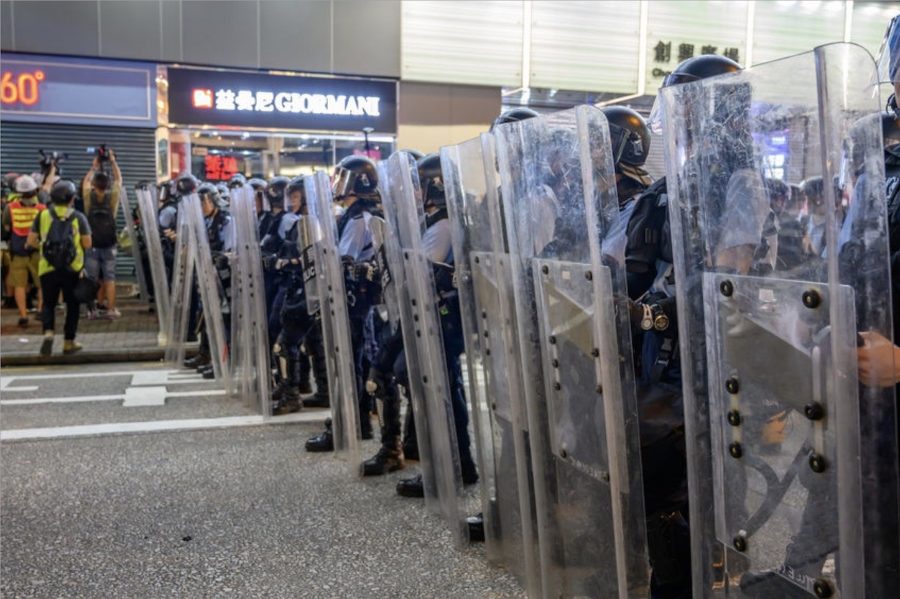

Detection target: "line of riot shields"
[135, 181, 269, 412]
[130, 40, 899, 598]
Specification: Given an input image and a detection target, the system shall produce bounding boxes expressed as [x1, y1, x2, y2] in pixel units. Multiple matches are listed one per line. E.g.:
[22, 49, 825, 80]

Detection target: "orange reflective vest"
[8, 199, 46, 237]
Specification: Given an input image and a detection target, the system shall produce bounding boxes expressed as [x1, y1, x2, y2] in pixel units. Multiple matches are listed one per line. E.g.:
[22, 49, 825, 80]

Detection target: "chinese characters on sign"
[192, 87, 382, 117]
[652, 41, 741, 77]
[204, 155, 239, 181]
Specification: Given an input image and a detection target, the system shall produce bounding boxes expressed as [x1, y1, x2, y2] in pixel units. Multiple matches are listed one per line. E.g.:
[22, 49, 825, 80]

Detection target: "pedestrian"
[27, 180, 92, 356]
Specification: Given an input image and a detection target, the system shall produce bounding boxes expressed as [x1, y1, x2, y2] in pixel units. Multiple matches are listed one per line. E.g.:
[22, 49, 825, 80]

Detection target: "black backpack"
[43, 209, 78, 271]
[88, 194, 117, 249]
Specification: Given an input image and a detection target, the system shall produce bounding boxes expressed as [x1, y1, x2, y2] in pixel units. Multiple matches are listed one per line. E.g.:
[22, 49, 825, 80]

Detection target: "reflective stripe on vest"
[8, 201, 45, 237]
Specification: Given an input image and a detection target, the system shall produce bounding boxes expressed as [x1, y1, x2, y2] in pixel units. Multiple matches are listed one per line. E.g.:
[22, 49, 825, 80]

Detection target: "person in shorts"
[82, 151, 122, 319]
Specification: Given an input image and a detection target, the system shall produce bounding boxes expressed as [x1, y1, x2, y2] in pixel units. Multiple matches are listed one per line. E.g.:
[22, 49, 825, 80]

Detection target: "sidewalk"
[1, 284, 167, 366]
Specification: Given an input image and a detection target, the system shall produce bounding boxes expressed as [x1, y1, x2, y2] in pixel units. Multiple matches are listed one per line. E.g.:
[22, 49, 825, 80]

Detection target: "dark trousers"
[40, 269, 80, 340]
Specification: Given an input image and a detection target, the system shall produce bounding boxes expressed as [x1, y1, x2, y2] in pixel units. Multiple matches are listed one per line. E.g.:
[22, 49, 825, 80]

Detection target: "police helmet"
[216, 183, 231, 207]
[332, 155, 378, 199]
[662, 54, 742, 88]
[266, 175, 290, 207]
[50, 179, 78, 205]
[227, 173, 247, 189]
[197, 182, 221, 207]
[417, 153, 445, 209]
[648, 54, 742, 134]
[248, 177, 268, 191]
[491, 107, 539, 131]
[601, 106, 651, 168]
[400, 149, 425, 162]
[176, 173, 199, 196]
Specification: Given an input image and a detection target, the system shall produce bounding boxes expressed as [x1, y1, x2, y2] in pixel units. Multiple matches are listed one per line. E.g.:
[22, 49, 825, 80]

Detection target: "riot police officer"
[392, 153, 479, 496]
[306, 155, 381, 451]
[195, 181, 235, 379]
[260, 176, 293, 324]
[637, 54, 742, 599]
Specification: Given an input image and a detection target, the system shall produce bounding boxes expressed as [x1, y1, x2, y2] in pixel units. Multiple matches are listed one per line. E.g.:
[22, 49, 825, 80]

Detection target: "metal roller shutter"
[0, 122, 156, 281]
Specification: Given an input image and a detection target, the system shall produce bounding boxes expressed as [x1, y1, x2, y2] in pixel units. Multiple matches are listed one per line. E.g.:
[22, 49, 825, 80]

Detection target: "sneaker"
[17, 317, 29, 327]
[104, 309, 122, 320]
[86, 309, 99, 321]
[40, 333, 54, 356]
[63, 340, 83, 355]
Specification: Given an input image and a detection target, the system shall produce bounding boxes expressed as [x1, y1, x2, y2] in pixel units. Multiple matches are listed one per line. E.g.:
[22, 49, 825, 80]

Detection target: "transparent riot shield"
[304, 172, 361, 459]
[442, 135, 542, 594]
[136, 186, 170, 345]
[164, 202, 195, 367]
[230, 184, 271, 415]
[378, 152, 469, 545]
[119, 188, 150, 302]
[494, 106, 650, 597]
[182, 193, 231, 391]
[659, 43, 900, 597]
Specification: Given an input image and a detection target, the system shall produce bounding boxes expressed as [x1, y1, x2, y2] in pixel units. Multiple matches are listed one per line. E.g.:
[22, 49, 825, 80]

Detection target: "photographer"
[2, 175, 47, 326]
[82, 147, 122, 319]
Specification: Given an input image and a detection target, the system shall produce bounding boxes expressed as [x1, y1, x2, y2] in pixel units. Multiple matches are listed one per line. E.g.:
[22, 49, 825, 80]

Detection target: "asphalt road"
[0, 362, 523, 598]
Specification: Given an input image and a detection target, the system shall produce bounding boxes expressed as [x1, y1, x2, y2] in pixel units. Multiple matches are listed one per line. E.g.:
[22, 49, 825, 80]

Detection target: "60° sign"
[1, 70, 45, 106]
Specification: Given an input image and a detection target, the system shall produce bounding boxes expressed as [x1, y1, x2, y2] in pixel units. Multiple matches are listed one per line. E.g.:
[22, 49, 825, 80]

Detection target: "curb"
[1, 347, 171, 367]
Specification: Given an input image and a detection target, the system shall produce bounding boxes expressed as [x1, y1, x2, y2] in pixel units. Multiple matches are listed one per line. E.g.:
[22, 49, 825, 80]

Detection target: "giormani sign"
[167, 66, 397, 133]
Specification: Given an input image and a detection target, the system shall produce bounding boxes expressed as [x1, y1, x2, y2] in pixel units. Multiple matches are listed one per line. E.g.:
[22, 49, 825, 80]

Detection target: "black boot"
[466, 513, 485, 543]
[184, 352, 210, 369]
[273, 384, 302, 415]
[396, 473, 424, 498]
[306, 418, 334, 452]
[199, 364, 215, 379]
[361, 443, 405, 476]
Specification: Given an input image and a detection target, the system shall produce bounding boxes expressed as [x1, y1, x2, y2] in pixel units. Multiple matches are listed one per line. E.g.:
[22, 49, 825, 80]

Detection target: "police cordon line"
[134, 35, 900, 599]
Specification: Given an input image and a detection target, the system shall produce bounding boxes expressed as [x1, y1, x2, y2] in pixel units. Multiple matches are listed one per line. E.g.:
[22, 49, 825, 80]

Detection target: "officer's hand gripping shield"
[164, 201, 195, 367]
[136, 186, 171, 346]
[659, 42, 900, 597]
[181, 193, 231, 391]
[441, 134, 542, 595]
[494, 105, 650, 598]
[379, 152, 469, 546]
[230, 184, 271, 415]
[305, 172, 362, 459]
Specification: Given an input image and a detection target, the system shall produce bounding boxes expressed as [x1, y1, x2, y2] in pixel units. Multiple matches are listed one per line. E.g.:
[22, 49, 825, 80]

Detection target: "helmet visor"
[877, 15, 900, 87]
[331, 166, 354, 199]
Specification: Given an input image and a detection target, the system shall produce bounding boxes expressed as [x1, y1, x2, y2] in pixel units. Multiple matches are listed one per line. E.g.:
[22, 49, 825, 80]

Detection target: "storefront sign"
[0, 52, 156, 127]
[650, 40, 742, 78]
[167, 67, 397, 133]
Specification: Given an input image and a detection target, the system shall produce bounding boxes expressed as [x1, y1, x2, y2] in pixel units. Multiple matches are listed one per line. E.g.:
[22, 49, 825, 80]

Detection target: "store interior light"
[241, 132, 250, 139]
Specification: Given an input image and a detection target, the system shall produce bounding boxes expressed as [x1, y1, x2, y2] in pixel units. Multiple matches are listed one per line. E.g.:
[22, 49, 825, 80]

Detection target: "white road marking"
[1, 388, 227, 406]
[1, 369, 216, 393]
[122, 386, 168, 407]
[1, 410, 328, 441]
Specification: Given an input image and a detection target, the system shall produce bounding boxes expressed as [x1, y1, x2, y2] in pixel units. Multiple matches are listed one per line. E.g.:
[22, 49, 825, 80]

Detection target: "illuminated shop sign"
[167, 67, 396, 133]
[0, 52, 156, 127]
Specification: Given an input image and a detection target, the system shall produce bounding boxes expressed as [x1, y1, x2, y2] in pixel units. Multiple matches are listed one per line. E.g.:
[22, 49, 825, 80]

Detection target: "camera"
[88, 144, 113, 163]
[37, 149, 67, 178]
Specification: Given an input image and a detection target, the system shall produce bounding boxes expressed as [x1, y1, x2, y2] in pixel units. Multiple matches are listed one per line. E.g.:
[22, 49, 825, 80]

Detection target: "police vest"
[206, 209, 228, 253]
